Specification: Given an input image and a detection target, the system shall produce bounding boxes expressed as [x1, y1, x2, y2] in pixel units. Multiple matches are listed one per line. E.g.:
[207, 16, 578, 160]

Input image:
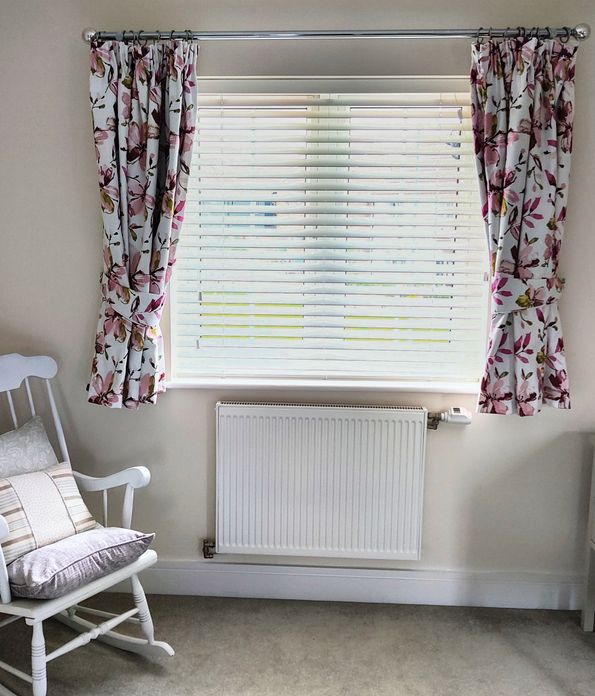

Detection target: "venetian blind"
[171, 88, 489, 384]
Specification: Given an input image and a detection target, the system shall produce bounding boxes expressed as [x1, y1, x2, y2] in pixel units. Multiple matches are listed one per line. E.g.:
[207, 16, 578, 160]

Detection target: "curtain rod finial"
[82, 27, 97, 42]
[575, 23, 591, 40]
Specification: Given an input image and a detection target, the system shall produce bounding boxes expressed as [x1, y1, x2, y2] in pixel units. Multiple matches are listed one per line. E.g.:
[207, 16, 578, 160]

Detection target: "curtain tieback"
[490, 273, 564, 314]
[101, 273, 165, 328]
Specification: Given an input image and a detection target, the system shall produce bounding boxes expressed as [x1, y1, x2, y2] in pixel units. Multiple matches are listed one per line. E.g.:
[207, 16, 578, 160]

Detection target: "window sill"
[167, 377, 479, 395]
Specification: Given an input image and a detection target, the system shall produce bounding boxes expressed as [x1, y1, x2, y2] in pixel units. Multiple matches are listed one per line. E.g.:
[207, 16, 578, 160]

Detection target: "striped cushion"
[0, 464, 97, 565]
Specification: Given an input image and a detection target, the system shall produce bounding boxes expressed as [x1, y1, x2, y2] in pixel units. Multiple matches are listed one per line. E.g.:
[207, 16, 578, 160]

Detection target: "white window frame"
[168, 76, 489, 393]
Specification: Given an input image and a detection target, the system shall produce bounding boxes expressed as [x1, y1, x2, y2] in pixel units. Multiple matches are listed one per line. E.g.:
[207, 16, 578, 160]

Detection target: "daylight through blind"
[172, 90, 489, 383]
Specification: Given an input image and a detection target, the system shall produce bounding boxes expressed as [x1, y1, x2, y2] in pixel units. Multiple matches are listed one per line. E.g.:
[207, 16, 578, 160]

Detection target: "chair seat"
[1, 550, 157, 621]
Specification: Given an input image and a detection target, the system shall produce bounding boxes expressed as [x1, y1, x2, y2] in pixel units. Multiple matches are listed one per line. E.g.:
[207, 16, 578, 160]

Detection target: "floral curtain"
[87, 40, 197, 408]
[470, 38, 577, 416]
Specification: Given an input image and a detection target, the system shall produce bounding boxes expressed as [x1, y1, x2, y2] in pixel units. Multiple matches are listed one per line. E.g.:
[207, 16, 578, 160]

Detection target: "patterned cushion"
[8, 527, 154, 599]
[0, 416, 58, 477]
[0, 463, 97, 565]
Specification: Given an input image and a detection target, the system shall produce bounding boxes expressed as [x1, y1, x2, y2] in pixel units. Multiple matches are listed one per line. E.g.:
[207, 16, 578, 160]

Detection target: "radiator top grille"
[217, 401, 426, 412]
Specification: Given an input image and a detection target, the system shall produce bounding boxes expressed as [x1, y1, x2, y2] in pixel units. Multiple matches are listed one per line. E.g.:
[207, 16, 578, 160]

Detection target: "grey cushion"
[0, 416, 58, 477]
[8, 527, 154, 599]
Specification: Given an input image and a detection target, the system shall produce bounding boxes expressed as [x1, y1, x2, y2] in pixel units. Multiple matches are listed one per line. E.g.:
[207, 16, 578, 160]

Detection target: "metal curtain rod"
[82, 24, 592, 43]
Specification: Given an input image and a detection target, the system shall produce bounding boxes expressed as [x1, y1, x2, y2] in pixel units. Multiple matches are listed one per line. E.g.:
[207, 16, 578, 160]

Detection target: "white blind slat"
[188, 193, 478, 202]
[175, 346, 479, 361]
[194, 182, 476, 191]
[176, 279, 484, 297]
[178, 249, 485, 262]
[179, 239, 484, 251]
[184, 228, 481, 237]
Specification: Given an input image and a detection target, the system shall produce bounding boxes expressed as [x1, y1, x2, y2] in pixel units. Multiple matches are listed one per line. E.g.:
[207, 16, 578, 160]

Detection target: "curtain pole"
[82, 24, 591, 43]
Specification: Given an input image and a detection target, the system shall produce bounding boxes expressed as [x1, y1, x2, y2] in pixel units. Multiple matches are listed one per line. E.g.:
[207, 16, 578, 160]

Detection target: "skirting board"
[111, 561, 584, 611]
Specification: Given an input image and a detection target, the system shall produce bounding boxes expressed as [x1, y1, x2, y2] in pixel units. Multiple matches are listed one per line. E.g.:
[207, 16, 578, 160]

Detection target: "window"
[170, 82, 489, 387]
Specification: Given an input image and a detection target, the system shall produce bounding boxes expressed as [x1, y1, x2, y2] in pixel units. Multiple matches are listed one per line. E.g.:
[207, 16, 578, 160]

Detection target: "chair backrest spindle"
[45, 379, 70, 464]
[122, 485, 134, 529]
[5, 391, 18, 430]
[103, 490, 109, 527]
[24, 378, 36, 417]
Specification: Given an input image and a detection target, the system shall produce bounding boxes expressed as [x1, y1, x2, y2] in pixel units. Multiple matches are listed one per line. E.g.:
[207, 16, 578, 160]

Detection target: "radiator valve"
[427, 407, 472, 429]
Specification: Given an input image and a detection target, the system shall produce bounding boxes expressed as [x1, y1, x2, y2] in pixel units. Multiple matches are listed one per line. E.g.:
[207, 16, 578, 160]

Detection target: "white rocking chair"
[0, 354, 174, 696]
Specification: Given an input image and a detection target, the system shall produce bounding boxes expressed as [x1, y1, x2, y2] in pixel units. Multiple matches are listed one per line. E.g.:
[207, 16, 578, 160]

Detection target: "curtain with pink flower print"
[87, 40, 197, 408]
[470, 38, 577, 416]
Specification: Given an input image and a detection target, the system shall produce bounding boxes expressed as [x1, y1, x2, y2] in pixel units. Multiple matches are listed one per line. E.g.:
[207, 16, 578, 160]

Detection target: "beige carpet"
[1, 594, 595, 695]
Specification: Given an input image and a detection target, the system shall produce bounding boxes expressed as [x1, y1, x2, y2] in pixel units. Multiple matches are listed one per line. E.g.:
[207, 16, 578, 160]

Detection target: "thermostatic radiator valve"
[427, 407, 472, 430]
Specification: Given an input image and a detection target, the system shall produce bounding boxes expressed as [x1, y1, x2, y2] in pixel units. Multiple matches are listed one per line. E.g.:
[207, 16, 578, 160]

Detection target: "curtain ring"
[560, 26, 571, 43]
[516, 26, 526, 40]
[476, 26, 484, 42]
[170, 30, 176, 41]
[185, 29, 193, 42]
[488, 27, 493, 40]
[545, 27, 552, 39]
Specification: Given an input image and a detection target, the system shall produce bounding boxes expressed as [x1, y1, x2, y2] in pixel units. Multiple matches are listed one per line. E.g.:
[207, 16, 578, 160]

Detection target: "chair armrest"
[73, 466, 151, 493]
[73, 467, 150, 529]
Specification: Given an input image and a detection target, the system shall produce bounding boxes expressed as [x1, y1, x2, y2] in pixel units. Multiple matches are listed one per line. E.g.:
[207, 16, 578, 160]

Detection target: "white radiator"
[215, 402, 427, 560]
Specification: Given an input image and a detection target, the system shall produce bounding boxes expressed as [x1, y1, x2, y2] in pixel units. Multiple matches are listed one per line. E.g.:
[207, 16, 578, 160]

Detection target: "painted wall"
[1, 0, 594, 578]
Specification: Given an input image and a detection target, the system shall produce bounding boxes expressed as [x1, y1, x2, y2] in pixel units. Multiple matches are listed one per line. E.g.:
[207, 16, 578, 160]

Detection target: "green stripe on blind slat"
[180, 315, 483, 329]
[175, 292, 485, 309]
